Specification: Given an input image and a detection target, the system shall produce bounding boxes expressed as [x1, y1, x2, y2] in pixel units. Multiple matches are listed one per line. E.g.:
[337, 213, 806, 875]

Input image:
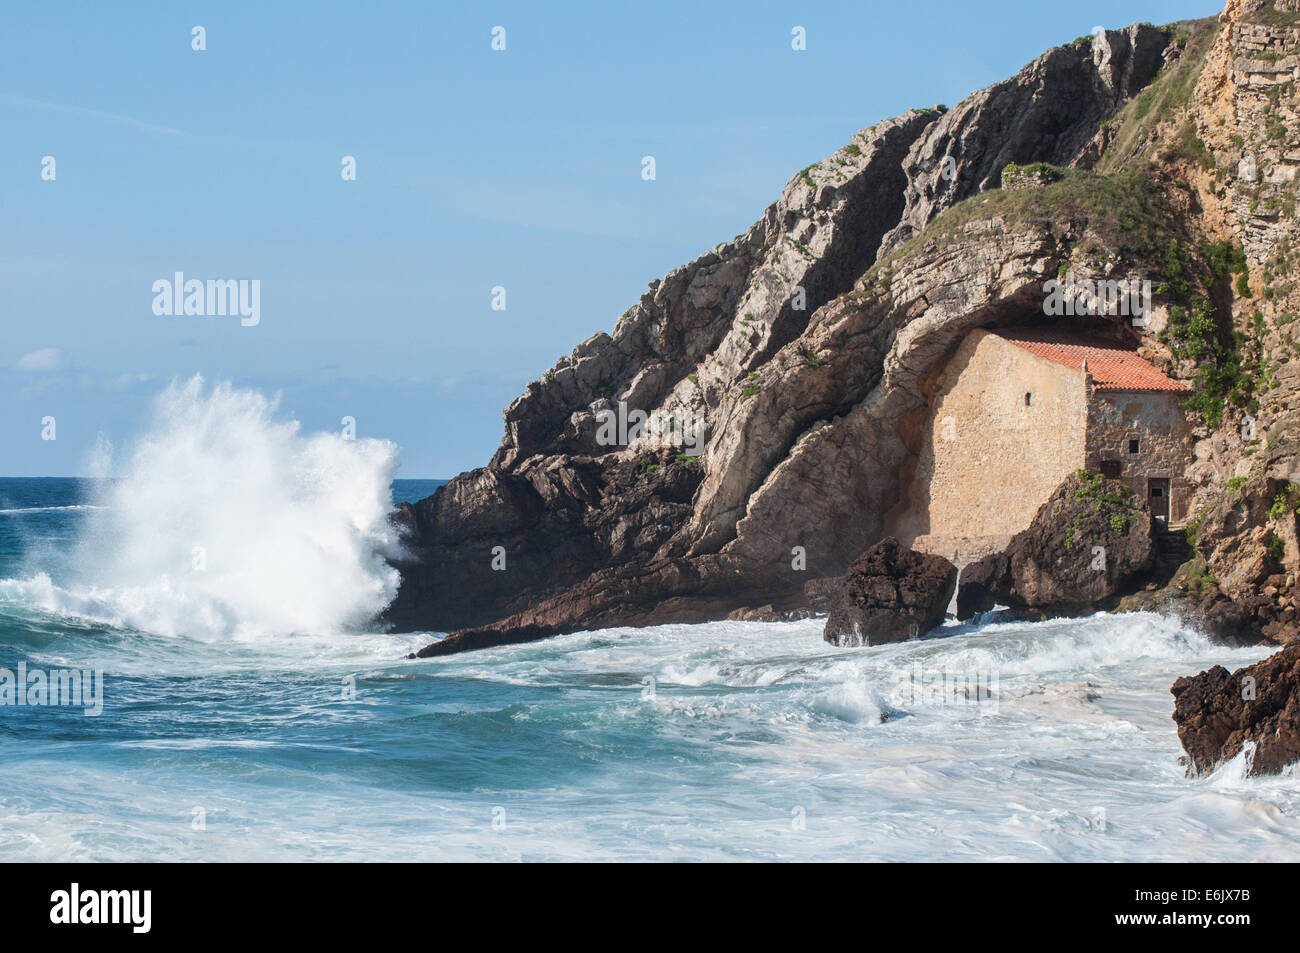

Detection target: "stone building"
[888, 327, 1195, 564]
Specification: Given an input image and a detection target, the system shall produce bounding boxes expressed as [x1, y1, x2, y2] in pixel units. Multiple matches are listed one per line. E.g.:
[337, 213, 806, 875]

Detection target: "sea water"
[0, 380, 1293, 861]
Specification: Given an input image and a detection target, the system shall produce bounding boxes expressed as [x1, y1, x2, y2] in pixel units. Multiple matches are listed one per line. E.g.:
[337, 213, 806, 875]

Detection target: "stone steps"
[1150, 524, 1194, 585]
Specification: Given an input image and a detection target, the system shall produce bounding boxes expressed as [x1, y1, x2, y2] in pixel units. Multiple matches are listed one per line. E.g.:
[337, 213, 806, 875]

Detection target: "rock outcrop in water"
[1171, 642, 1300, 775]
[393, 1, 1300, 672]
[957, 471, 1157, 619]
[823, 538, 956, 646]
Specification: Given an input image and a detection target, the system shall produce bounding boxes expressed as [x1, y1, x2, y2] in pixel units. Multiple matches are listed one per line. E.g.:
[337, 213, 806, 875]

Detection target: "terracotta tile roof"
[993, 328, 1191, 393]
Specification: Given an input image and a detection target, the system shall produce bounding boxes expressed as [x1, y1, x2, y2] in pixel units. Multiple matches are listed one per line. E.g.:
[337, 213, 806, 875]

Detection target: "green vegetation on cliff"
[1244, 6, 1300, 28]
[1269, 483, 1300, 521]
[1064, 469, 1140, 550]
[877, 163, 1179, 273]
[1154, 234, 1274, 423]
[1158, 240, 1275, 425]
[1098, 18, 1220, 174]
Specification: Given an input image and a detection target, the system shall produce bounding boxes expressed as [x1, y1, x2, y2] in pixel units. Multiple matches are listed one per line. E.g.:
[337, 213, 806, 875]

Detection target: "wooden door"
[1148, 478, 1170, 521]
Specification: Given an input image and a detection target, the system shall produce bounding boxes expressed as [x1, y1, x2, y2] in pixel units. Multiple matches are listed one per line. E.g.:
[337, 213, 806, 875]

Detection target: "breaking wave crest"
[5, 377, 402, 640]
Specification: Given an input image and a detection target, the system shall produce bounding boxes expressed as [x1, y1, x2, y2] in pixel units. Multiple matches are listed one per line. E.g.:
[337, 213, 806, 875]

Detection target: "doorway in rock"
[1147, 478, 1170, 521]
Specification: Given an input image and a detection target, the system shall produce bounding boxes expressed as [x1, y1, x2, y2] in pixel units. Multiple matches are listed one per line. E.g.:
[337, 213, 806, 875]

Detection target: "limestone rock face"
[957, 472, 1157, 618]
[389, 21, 1185, 654]
[877, 24, 1169, 258]
[390, 2, 1300, 658]
[823, 538, 957, 647]
[492, 109, 939, 472]
[1171, 642, 1300, 776]
[1196, 432, 1300, 589]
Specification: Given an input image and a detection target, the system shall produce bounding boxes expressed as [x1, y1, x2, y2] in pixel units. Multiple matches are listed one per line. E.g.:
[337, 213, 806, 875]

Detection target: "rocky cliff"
[391, 1, 1300, 669]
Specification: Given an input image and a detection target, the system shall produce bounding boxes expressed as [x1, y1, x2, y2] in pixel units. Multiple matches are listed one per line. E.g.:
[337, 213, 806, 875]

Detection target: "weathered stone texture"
[823, 538, 957, 646]
[889, 329, 1091, 563]
[1085, 391, 1199, 523]
[956, 471, 1157, 618]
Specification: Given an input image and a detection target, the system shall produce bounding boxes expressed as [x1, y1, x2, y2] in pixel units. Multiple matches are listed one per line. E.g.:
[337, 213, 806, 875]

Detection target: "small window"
[1025, 392, 1032, 407]
[1128, 439, 1140, 454]
[1100, 460, 1122, 478]
[1151, 487, 1163, 498]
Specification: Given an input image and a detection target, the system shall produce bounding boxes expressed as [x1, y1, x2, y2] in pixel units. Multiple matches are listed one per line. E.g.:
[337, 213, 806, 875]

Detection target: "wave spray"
[45, 376, 402, 640]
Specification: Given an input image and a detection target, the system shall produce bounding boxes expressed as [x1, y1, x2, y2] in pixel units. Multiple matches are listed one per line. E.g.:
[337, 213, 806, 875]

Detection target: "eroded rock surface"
[1171, 642, 1300, 775]
[823, 538, 957, 646]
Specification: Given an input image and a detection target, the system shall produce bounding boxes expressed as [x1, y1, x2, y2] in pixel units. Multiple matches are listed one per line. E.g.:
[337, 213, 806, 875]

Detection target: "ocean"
[0, 381, 1295, 861]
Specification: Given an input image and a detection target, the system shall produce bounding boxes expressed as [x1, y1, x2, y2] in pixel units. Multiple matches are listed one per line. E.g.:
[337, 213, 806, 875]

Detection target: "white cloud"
[15, 347, 64, 372]
[109, 372, 154, 389]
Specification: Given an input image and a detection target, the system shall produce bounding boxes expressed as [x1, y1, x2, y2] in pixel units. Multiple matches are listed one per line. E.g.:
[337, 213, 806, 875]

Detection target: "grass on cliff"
[1096, 17, 1219, 175]
[1244, 7, 1300, 29]
[867, 17, 1219, 280]
[877, 163, 1179, 271]
[874, 176, 1267, 430]
[1158, 240, 1277, 425]
[1269, 483, 1300, 521]
[859, 13, 1270, 433]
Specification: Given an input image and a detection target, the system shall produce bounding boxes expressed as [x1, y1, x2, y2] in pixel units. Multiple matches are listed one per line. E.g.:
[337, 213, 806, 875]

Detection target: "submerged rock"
[1171, 642, 1300, 777]
[823, 538, 956, 646]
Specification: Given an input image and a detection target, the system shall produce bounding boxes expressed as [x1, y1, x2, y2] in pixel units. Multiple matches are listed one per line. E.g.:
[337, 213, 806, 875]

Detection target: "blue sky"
[1, 0, 1216, 477]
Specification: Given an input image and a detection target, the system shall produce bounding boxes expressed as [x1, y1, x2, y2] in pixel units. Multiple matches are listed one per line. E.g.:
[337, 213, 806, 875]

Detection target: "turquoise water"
[0, 469, 1296, 861]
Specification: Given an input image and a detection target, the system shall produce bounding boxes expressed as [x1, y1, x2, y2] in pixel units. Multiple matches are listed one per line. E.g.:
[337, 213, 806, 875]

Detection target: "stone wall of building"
[890, 329, 1089, 563]
[1085, 390, 1198, 524]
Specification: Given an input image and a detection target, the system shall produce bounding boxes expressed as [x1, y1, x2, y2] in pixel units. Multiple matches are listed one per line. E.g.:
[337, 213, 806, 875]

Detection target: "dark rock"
[823, 538, 957, 646]
[955, 551, 1008, 619]
[1195, 468, 1293, 597]
[1171, 642, 1300, 776]
[410, 554, 809, 658]
[1115, 527, 1283, 648]
[384, 453, 706, 633]
[956, 471, 1156, 619]
[1183, 431, 1300, 645]
[1118, 570, 1272, 648]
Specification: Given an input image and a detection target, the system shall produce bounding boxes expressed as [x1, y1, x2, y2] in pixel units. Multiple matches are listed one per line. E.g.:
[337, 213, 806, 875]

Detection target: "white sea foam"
[3, 415, 1298, 860]
[8, 377, 403, 641]
[0, 505, 103, 515]
[0, 606, 1294, 861]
